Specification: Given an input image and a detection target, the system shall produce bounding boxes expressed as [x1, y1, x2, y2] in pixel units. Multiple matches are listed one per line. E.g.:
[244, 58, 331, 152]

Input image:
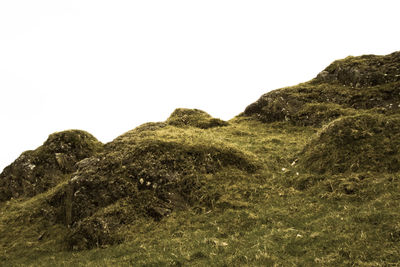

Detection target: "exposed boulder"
[0, 130, 103, 202]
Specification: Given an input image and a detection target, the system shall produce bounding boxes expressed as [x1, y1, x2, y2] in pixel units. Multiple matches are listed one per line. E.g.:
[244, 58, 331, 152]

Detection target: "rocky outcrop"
[0, 130, 103, 202]
[243, 51, 400, 126]
[316, 51, 400, 87]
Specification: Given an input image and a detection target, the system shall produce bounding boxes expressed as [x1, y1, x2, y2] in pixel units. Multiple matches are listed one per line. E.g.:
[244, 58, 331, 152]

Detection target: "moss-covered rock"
[242, 89, 360, 126]
[0, 130, 103, 202]
[316, 51, 400, 87]
[243, 51, 400, 126]
[299, 114, 400, 174]
[167, 108, 228, 129]
[243, 90, 305, 123]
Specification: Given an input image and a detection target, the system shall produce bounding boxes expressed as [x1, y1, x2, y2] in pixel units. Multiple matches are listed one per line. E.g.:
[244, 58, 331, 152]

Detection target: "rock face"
[243, 51, 400, 126]
[0, 130, 103, 202]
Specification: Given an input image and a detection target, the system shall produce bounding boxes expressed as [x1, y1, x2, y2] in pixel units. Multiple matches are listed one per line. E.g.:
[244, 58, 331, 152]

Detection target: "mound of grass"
[0, 130, 103, 202]
[166, 108, 228, 129]
[299, 113, 400, 174]
[46, 126, 258, 250]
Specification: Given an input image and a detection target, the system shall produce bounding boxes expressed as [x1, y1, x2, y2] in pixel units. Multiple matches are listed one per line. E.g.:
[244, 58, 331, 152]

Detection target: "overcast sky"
[1, 0, 399, 171]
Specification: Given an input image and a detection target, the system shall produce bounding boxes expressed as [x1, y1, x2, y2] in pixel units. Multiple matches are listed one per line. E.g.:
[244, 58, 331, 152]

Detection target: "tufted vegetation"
[1, 51, 400, 266]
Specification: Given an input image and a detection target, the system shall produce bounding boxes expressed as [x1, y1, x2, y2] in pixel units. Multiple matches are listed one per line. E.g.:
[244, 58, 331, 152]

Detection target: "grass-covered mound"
[0, 130, 103, 202]
[299, 113, 400, 174]
[166, 108, 228, 129]
[47, 126, 258, 250]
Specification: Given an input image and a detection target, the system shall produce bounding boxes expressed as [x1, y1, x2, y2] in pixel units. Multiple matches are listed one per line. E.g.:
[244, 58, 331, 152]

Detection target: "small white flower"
[28, 164, 36, 170]
[282, 168, 286, 172]
[296, 172, 299, 176]
[139, 178, 144, 184]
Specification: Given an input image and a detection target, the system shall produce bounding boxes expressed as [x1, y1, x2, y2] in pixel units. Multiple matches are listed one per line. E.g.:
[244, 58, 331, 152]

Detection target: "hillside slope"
[0, 51, 399, 266]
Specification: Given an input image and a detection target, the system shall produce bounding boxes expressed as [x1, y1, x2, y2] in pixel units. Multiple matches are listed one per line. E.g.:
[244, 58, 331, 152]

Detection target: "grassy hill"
[1, 51, 399, 266]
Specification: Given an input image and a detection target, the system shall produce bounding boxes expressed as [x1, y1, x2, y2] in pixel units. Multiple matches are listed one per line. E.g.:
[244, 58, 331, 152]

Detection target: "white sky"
[1, 0, 399, 171]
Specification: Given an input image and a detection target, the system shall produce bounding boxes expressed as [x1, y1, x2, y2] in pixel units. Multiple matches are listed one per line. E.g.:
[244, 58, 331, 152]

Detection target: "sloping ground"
[1, 51, 400, 266]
